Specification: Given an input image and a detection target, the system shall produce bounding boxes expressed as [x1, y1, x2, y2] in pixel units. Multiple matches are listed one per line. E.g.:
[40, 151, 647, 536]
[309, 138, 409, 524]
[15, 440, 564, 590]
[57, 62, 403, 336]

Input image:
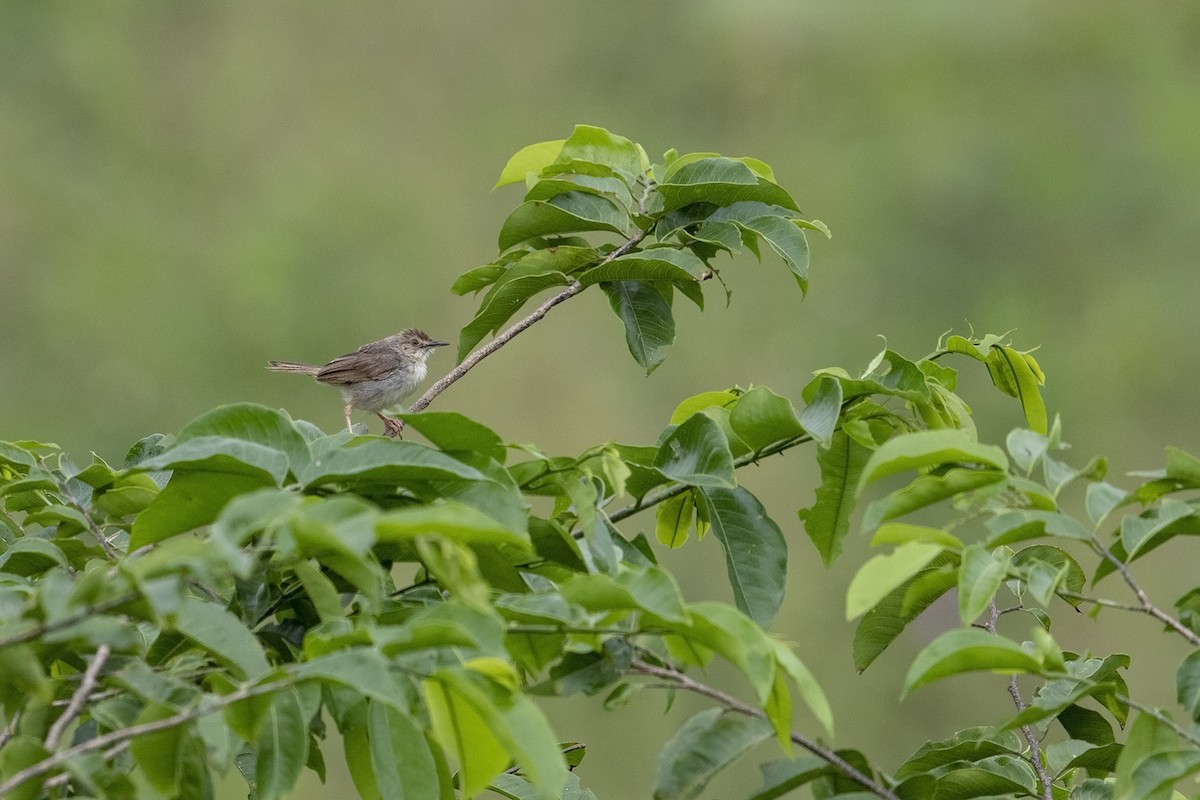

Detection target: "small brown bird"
[268, 329, 448, 436]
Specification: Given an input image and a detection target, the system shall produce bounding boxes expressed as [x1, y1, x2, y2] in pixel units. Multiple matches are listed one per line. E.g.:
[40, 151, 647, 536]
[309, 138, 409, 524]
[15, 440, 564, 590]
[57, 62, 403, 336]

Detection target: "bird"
[267, 329, 448, 436]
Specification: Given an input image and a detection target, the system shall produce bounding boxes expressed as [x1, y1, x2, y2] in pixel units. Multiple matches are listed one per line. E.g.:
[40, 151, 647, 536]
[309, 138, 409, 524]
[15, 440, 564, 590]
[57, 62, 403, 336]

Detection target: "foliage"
[2, 126, 1198, 800]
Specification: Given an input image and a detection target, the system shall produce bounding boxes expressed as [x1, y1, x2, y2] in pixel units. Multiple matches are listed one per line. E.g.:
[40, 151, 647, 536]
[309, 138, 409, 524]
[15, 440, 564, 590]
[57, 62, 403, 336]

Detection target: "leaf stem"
[410, 226, 648, 413]
[630, 660, 900, 800]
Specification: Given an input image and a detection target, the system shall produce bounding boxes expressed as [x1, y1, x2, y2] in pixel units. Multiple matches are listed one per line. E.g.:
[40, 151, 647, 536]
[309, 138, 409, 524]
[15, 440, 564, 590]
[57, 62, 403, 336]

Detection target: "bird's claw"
[381, 416, 405, 438]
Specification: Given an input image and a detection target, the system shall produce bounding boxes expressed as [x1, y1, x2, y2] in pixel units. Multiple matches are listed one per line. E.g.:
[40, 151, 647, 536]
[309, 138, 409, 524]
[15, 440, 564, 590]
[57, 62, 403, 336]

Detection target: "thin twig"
[0, 677, 294, 797]
[984, 602, 1053, 800]
[42, 742, 129, 792]
[607, 433, 812, 526]
[0, 594, 137, 650]
[630, 661, 901, 800]
[45, 645, 112, 750]
[1088, 537, 1200, 647]
[409, 226, 649, 413]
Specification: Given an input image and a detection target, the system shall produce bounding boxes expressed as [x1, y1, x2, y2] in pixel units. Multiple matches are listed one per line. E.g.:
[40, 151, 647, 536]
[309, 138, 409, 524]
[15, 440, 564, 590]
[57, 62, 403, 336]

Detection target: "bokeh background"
[3, 3, 1199, 797]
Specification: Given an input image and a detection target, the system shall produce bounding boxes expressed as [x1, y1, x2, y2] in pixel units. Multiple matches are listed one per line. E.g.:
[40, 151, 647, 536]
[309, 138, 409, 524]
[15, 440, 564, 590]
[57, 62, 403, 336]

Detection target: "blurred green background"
[3, 3, 1199, 797]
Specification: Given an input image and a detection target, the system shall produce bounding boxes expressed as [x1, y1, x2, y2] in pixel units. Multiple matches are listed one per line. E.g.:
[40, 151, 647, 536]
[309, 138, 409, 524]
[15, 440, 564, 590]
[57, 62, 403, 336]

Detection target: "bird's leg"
[378, 413, 405, 438]
[344, 404, 355, 433]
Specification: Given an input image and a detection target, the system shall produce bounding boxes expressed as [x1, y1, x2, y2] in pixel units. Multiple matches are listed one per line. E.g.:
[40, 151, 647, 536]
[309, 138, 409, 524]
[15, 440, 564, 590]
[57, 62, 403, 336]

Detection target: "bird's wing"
[315, 339, 396, 384]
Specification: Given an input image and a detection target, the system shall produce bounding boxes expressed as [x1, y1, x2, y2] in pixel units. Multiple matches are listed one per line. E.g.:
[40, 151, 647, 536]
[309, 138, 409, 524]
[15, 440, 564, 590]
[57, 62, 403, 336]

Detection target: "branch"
[45, 645, 111, 750]
[0, 677, 295, 797]
[985, 602, 1052, 800]
[630, 661, 900, 800]
[608, 433, 812, 525]
[1088, 537, 1200, 647]
[0, 594, 137, 650]
[409, 226, 648, 413]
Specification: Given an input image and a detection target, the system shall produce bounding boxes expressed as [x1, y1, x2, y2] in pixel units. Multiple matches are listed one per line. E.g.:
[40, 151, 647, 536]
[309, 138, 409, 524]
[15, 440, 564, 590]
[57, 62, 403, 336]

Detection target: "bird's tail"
[266, 360, 321, 375]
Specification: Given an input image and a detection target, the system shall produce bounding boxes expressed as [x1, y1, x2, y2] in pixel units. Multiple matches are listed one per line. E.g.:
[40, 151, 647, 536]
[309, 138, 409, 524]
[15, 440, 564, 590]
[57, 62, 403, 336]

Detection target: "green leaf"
[658, 158, 799, 212]
[797, 374, 841, 447]
[457, 248, 592, 360]
[863, 468, 1006, 532]
[656, 490, 696, 548]
[368, 700, 443, 800]
[654, 414, 735, 489]
[985, 509, 1092, 547]
[175, 403, 312, 472]
[1113, 712, 1199, 800]
[425, 668, 568, 800]
[560, 566, 690, 624]
[1086, 481, 1126, 526]
[301, 440, 486, 488]
[800, 431, 871, 565]
[173, 596, 271, 680]
[498, 193, 629, 251]
[0, 736, 50, 800]
[496, 139, 566, 187]
[770, 639, 834, 738]
[135, 437, 291, 485]
[957, 544, 1009, 625]
[994, 347, 1048, 434]
[1120, 500, 1195, 561]
[556, 125, 648, 184]
[396, 412, 506, 464]
[1177, 650, 1200, 723]
[451, 263, 508, 295]
[902, 629, 1043, 697]
[654, 708, 775, 800]
[131, 471, 271, 547]
[870, 523, 962, 549]
[129, 702, 185, 794]
[579, 246, 708, 289]
[375, 500, 532, 549]
[847, 542, 947, 620]
[894, 727, 1022, 779]
[860, 430, 1008, 488]
[602, 280, 676, 374]
[729, 386, 806, 452]
[669, 391, 739, 425]
[752, 757, 834, 800]
[256, 687, 309, 800]
[699, 486, 788, 629]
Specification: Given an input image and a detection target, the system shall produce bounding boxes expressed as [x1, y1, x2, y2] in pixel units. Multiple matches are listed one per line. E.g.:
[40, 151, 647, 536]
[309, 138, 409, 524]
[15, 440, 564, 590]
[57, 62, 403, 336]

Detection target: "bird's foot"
[380, 415, 405, 438]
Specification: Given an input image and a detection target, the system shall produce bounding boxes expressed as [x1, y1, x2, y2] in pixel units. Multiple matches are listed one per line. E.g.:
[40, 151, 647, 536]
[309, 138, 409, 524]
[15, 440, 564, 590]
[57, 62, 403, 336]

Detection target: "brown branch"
[0, 677, 294, 797]
[409, 226, 648, 413]
[630, 661, 900, 800]
[44, 645, 111, 750]
[984, 602, 1053, 800]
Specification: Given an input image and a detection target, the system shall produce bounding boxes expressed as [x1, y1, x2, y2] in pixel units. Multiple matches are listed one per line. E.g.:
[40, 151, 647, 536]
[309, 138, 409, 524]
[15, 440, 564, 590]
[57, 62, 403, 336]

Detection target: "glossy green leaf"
[376, 500, 531, 549]
[658, 158, 799, 212]
[995, 347, 1048, 434]
[134, 437, 290, 484]
[894, 727, 1022, 779]
[602, 280, 675, 374]
[301, 440, 486, 488]
[770, 639, 834, 738]
[1086, 481, 1126, 526]
[175, 403, 312, 472]
[847, 542, 947, 621]
[256, 687, 308, 800]
[870, 523, 963, 549]
[396, 412, 506, 463]
[556, 125, 648, 184]
[728, 386, 805, 452]
[800, 431, 871, 565]
[699, 486, 788, 629]
[131, 471, 271, 547]
[902, 629, 1043, 697]
[579, 247, 708, 289]
[451, 263, 508, 295]
[669, 391, 739, 425]
[498, 193, 629, 251]
[458, 249, 590, 360]
[985, 509, 1092, 546]
[1120, 500, 1195, 561]
[654, 708, 775, 800]
[957, 544, 1009, 625]
[860, 430, 1008, 488]
[654, 413, 735, 489]
[495, 139, 566, 187]
[560, 566, 689, 624]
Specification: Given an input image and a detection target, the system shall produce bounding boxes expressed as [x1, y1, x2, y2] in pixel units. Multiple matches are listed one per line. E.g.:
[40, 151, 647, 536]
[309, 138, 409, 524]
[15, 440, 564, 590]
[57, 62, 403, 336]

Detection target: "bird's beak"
[428, 340, 449, 348]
